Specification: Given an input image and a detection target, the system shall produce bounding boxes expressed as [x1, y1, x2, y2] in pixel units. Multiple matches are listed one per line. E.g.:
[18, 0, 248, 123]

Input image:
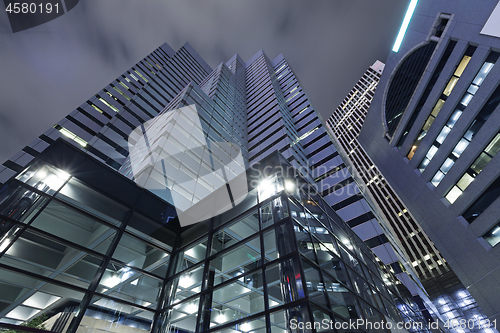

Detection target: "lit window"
[483, 223, 500, 247]
[54, 125, 88, 147]
[451, 138, 470, 158]
[431, 171, 445, 186]
[445, 186, 462, 204]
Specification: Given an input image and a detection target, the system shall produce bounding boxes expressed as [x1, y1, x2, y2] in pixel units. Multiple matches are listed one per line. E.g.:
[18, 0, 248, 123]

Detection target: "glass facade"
[0, 143, 430, 333]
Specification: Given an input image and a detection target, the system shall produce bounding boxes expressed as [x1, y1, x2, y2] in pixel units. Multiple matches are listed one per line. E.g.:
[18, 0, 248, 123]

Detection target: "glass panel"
[323, 273, 360, 320]
[471, 152, 492, 174]
[431, 171, 445, 186]
[57, 178, 128, 226]
[472, 62, 495, 86]
[57, 254, 103, 289]
[426, 145, 439, 160]
[452, 139, 469, 158]
[209, 237, 261, 286]
[273, 196, 288, 222]
[126, 212, 175, 252]
[3, 230, 81, 271]
[212, 210, 259, 255]
[421, 116, 436, 134]
[179, 238, 208, 271]
[170, 265, 204, 306]
[457, 173, 475, 191]
[302, 259, 328, 309]
[460, 93, 473, 107]
[99, 263, 163, 307]
[260, 202, 273, 229]
[350, 270, 376, 307]
[358, 301, 386, 332]
[29, 200, 115, 254]
[310, 304, 332, 332]
[16, 163, 71, 195]
[208, 278, 265, 328]
[263, 228, 278, 262]
[270, 303, 310, 333]
[0, 184, 49, 225]
[322, 260, 352, 291]
[446, 186, 463, 204]
[485, 133, 500, 156]
[483, 224, 500, 247]
[293, 222, 316, 262]
[269, 309, 287, 333]
[82, 304, 154, 332]
[446, 110, 462, 128]
[112, 233, 169, 273]
[467, 84, 479, 95]
[440, 158, 455, 174]
[382, 296, 401, 321]
[443, 76, 459, 96]
[454, 55, 471, 77]
[265, 257, 304, 309]
[0, 276, 84, 328]
[288, 198, 307, 226]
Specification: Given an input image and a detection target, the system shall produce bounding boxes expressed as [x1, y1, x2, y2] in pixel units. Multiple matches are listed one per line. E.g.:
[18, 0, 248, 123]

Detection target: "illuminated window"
[445, 133, 500, 203]
[53, 125, 87, 147]
[418, 52, 499, 172]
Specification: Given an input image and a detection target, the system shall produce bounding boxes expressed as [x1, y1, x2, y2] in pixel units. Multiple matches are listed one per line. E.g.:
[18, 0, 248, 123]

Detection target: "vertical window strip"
[431, 70, 500, 186]
[446, 132, 500, 203]
[419, 52, 500, 173]
[407, 46, 474, 160]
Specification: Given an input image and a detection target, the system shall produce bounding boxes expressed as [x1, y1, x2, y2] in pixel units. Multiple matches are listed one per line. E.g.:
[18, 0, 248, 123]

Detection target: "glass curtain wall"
[0, 152, 430, 333]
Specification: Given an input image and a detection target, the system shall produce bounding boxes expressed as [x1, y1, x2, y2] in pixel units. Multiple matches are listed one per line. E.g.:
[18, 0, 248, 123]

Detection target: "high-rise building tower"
[327, 60, 492, 332]
[358, 0, 500, 324]
[0, 42, 437, 333]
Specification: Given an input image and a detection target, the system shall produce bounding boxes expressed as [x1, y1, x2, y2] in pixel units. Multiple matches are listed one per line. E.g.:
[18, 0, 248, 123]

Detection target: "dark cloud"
[0, 0, 409, 164]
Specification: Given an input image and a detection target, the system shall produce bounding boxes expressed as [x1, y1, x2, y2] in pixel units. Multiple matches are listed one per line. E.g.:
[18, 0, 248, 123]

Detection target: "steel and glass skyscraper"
[0, 42, 441, 333]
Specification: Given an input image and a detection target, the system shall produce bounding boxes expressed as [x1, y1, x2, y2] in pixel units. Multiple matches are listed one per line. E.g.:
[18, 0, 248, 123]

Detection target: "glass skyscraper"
[0, 42, 438, 333]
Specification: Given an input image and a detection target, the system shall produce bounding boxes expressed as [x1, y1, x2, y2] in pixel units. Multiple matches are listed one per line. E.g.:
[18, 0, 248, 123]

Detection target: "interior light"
[178, 273, 193, 288]
[215, 312, 226, 324]
[44, 174, 66, 190]
[492, 226, 500, 235]
[41, 169, 70, 190]
[35, 168, 48, 179]
[240, 322, 251, 332]
[392, 0, 419, 52]
[284, 180, 296, 192]
[258, 177, 278, 201]
[105, 275, 121, 288]
[185, 302, 198, 314]
[0, 237, 12, 252]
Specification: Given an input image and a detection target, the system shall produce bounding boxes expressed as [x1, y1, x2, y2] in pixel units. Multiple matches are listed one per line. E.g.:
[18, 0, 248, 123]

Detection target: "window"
[445, 133, 500, 203]
[419, 51, 499, 173]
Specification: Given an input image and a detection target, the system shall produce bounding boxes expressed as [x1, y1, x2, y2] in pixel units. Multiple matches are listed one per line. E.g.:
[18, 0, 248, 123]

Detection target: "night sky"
[0, 0, 409, 165]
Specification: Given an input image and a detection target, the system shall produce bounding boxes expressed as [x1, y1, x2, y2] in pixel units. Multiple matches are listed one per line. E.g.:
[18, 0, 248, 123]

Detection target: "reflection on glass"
[210, 237, 261, 287]
[212, 210, 259, 255]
